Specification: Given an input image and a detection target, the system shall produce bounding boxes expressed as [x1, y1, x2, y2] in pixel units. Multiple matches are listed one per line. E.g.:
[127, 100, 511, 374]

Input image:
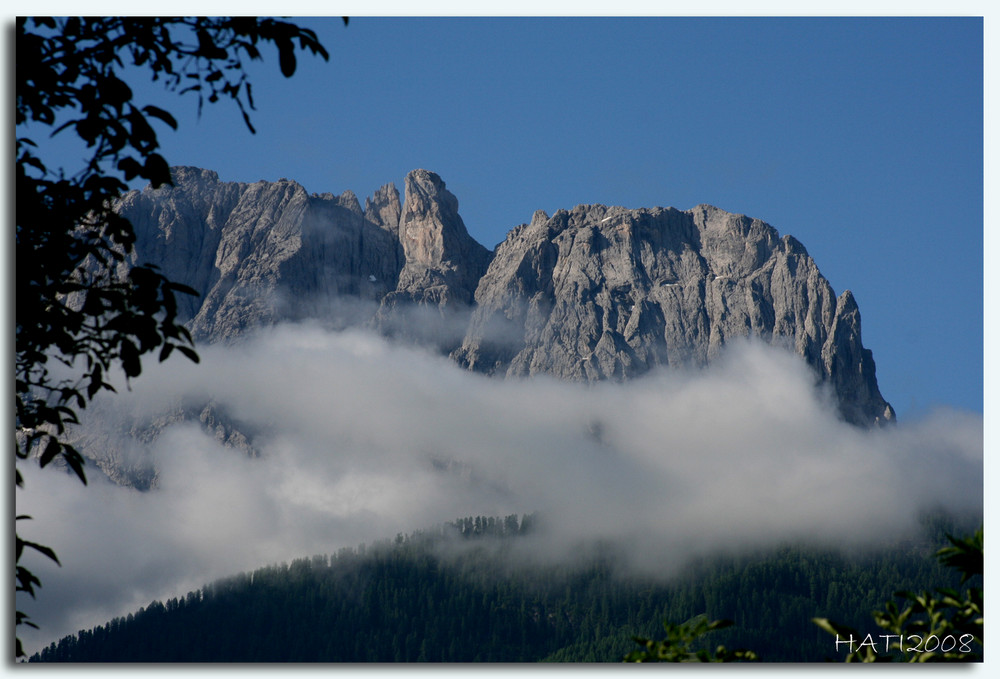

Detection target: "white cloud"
[15, 323, 983, 655]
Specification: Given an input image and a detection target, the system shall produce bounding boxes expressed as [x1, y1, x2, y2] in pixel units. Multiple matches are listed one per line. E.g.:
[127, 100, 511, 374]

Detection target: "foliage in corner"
[14, 16, 335, 658]
[813, 525, 982, 663]
[625, 527, 982, 664]
[623, 614, 759, 662]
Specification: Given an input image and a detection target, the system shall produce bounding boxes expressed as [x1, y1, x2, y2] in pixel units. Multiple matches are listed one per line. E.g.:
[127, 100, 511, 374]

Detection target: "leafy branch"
[624, 614, 759, 662]
[15, 16, 337, 658]
[625, 527, 982, 664]
[813, 525, 982, 662]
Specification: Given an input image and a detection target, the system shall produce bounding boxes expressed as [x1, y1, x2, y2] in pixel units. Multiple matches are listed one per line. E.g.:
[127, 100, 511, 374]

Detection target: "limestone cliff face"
[118, 167, 487, 344]
[116, 167, 404, 340]
[116, 167, 893, 427]
[113, 167, 244, 322]
[452, 203, 894, 426]
[373, 170, 493, 349]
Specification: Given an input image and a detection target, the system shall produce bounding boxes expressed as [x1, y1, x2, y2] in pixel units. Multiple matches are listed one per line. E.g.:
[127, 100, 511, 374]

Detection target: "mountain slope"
[29, 517, 967, 663]
[114, 167, 892, 426]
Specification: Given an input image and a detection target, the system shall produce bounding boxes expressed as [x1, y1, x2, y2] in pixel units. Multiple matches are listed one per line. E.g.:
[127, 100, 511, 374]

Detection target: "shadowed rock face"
[116, 167, 405, 339]
[116, 167, 894, 427]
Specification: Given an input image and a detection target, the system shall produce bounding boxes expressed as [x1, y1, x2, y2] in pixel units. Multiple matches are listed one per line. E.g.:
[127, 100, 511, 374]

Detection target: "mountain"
[454, 203, 893, 427]
[29, 515, 970, 663]
[115, 166, 892, 428]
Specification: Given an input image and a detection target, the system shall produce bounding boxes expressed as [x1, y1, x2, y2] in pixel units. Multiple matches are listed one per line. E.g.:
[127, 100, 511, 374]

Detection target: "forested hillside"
[30, 514, 971, 663]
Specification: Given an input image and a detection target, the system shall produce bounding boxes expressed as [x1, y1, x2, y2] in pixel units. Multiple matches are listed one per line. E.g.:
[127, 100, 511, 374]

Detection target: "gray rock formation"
[114, 167, 893, 428]
[116, 167, 404, 339]
[64, 398, 260, 491]
[373, 169, 493, 351]
[452, 203, 894, 427]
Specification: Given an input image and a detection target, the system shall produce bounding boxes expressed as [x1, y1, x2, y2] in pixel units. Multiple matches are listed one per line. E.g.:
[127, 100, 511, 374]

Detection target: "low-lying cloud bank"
[16, 322, 983, 654]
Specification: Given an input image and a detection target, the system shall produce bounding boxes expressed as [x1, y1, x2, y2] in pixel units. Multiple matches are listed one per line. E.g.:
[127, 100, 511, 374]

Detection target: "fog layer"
[16, 323, 983, 654]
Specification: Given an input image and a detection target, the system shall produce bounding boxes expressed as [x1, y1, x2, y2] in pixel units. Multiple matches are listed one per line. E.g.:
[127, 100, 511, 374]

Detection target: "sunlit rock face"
[454, 203, 894, 427]
[372, 169, 494, 351]
[116, 166, 893, 427]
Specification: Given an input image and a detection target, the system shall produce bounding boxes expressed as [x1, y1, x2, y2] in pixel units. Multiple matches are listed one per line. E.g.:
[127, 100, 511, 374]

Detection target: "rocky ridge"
[115, 166, 894, 428]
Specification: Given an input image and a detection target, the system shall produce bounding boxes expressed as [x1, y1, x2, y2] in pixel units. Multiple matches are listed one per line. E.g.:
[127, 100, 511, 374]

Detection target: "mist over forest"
[16, 322, 982, 655]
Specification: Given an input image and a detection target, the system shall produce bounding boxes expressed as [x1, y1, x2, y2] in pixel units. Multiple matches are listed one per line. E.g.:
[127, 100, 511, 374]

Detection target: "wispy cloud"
[16, 323, 983, 654]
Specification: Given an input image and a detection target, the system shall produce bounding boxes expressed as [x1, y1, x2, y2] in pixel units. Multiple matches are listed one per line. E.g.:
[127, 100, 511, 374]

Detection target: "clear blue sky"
[33, 15, 987, 420]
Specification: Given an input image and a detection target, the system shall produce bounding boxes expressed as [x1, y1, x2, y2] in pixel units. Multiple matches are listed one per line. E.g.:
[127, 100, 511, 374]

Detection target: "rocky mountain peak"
[399, 169, 477, 269]
[453, 200, 893, 427]
[373, 171, 493, 344]
[365, 183, 403, 240]
[116, 167, 893, 427]
[167, 165, 221, 186]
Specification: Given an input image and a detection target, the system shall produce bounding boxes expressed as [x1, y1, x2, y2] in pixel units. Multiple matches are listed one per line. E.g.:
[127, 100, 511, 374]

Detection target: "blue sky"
[27, 14, 986, 420]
